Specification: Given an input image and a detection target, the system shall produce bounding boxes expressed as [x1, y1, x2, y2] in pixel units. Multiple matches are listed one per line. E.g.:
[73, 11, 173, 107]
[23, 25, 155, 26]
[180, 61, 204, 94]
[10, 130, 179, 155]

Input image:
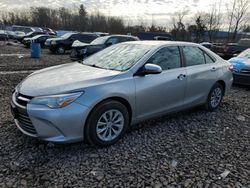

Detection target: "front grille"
[17, 112, 37, 135]
[12, 92, 37, 135]
[241, 69, 250, 74]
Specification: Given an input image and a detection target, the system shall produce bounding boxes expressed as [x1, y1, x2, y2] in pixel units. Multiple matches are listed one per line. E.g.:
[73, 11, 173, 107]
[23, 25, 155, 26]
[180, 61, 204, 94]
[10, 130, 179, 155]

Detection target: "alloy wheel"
[96, 110, 124, 142]
[210, 87, 222, 108]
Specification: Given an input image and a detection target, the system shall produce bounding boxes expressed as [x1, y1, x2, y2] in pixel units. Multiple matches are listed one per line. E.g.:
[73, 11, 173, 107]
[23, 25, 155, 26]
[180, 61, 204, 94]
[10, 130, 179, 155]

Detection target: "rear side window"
[204, 52, 215, 64]
[87, 34, 98, 42]
[118, 37, 127, 42]
[147, 46, 181, 70]
[126, 37, 137, 41]
[183, 46, 205, 66]
[76, 34, 97, 43]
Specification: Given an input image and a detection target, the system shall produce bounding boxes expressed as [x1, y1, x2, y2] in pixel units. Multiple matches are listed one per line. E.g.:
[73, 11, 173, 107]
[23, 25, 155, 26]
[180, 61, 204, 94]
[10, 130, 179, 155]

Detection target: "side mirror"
[135, 64, 162, 76]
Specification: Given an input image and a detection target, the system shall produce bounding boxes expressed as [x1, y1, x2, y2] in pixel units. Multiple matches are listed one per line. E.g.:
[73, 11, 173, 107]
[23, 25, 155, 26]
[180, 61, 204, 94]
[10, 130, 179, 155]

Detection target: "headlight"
[51, 40, 57, 45]
[29, 92, 83, 108]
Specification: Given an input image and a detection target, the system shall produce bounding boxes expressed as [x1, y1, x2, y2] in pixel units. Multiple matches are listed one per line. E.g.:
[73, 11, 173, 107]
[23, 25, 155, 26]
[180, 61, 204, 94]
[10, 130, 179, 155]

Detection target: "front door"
[134, 46, 187, 121]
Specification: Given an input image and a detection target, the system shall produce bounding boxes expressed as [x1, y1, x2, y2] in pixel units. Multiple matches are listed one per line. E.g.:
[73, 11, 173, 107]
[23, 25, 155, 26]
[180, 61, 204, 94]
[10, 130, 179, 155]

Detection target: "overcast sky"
[0, 0, 228, 26]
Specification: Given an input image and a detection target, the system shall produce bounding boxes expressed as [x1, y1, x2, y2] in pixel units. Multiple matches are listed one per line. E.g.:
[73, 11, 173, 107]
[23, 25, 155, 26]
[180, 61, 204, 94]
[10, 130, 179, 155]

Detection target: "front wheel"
[205, 83, 224, 111]
[85, 100, 129, 146]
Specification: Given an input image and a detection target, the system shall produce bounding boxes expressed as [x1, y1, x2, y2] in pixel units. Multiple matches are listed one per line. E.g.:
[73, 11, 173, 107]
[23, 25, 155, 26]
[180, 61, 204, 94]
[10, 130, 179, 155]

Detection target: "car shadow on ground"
[12, 104, 209, 152]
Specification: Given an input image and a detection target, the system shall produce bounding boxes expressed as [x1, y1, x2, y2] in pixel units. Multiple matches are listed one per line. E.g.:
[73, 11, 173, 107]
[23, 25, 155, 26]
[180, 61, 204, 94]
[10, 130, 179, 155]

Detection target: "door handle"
[211, 67, 217, 72]
[177, 74, 186, 80]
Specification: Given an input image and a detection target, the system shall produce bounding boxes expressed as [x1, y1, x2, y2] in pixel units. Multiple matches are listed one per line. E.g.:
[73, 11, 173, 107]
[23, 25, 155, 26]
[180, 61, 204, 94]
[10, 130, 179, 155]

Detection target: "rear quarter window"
[183, 46, 206, 66]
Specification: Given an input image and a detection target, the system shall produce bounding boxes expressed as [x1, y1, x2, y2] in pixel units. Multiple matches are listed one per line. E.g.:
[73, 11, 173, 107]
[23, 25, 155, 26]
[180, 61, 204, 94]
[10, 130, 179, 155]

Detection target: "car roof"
[122, 40, 202, 47]
[107, 34, 137, 38]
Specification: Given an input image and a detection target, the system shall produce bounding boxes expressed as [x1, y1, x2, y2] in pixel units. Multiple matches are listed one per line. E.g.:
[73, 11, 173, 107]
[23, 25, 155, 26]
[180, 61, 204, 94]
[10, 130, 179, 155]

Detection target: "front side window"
[183, 46, 205, 66]
[146, 46, 181, 70]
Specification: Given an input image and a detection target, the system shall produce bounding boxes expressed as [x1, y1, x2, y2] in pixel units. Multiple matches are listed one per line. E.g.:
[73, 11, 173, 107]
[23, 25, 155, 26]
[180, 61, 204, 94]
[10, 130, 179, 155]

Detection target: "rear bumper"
[233, 73, 250, 85]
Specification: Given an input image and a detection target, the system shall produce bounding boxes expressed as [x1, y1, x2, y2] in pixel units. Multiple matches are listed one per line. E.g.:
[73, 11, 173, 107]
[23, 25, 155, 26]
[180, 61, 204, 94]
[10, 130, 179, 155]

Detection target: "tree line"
[0, 0, 249, 43]
[0, 5, 165, 36]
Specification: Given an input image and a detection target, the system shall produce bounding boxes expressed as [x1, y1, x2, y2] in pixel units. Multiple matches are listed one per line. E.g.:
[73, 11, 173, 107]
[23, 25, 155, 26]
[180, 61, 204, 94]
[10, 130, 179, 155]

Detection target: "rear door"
[134, 46, 187, 120]
[181, 46, 219, 107]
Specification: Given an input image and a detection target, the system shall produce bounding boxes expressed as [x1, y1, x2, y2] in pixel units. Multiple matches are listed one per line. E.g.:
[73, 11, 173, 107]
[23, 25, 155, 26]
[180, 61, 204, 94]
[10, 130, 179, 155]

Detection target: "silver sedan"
[11, 41, 233, 146]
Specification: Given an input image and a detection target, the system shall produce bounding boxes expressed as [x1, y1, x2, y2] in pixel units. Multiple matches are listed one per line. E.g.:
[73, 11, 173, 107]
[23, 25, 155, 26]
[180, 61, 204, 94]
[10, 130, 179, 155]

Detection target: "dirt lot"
[0, 42, 250, 187]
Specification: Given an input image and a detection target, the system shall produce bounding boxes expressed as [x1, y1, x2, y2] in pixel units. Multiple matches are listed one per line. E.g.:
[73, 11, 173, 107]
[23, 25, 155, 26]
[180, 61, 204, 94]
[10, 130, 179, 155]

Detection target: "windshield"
[238, 49, 250, 58]
[61, 32, 75, 39]
[82, 43, 153, 71]
[90, 36, 109, 45]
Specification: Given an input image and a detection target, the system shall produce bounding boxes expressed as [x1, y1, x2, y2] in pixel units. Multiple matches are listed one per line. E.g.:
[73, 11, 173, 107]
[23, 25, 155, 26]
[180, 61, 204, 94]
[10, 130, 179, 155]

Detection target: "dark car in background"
[200, 42, 212, 49]
[19, 31, 46, 43]
[41, 27, 57, 35]
[23, 34, 56, 48]
[154, 36, 172, 41]
[228, 48, 250, 85]
[138, 31, 173, 41]
[70, 35, 139, 61]
[0, 30, 8, 40]
[45, 32, 98, 54]
[211, 39, 250, 59]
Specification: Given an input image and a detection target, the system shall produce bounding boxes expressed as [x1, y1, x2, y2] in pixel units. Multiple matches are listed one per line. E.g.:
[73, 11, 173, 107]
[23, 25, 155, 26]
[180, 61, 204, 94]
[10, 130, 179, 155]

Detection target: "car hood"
[18, 62, 120, 96]
[72, 40, 90, 47]
[228, 57, 250, 71]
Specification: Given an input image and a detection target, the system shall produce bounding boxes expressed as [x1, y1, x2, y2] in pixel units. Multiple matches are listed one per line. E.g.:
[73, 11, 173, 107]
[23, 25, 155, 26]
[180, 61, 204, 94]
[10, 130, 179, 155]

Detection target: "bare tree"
[226, 0, 250, 42]
[170, 8, 189, 41]
[202, 2, 222, 42]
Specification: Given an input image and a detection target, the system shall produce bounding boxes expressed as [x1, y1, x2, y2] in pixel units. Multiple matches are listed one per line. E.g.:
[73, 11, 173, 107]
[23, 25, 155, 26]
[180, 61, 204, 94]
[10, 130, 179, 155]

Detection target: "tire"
[85, 100, 129, 146]
[56, 46, 65, 54]
[205, 83, 224, 111]
[50, 48, 56, 54]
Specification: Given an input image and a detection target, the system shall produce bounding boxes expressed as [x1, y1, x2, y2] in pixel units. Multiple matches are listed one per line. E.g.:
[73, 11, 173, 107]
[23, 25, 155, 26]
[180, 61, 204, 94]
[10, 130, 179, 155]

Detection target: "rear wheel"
[85, 100, 129, 146]
[205, 83, 224, 111]
[56, 46, 65, 54]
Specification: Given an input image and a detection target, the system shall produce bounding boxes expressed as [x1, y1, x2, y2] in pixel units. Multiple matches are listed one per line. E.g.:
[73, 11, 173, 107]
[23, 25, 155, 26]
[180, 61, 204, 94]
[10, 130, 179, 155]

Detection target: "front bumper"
[11, 93, 90, 143]
[233, 73, 250, 85]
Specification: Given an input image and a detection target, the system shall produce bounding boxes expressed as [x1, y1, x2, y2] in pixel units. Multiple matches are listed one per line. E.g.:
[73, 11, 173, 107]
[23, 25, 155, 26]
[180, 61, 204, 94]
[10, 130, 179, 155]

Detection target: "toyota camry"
[11, 41, 233, 146]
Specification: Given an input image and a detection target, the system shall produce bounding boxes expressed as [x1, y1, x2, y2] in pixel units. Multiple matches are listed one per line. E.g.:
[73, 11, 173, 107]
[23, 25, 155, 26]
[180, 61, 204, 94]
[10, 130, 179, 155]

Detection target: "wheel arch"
[83, 96, 133, 140]
[217, 80, 226, 95]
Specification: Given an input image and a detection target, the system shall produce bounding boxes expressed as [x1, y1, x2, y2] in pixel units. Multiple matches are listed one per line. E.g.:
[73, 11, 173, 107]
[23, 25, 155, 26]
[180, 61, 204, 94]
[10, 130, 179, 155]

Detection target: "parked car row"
[45, 32, 99, 54]
[204, 39, 250, 59]
[70, 35, 139, 61]
[23, 34, 56, 48]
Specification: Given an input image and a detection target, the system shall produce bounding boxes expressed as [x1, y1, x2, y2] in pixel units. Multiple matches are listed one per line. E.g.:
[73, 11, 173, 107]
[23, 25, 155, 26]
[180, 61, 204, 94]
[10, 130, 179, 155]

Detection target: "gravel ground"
[0, 42, 250, 187]
[0, 41, 71, 71]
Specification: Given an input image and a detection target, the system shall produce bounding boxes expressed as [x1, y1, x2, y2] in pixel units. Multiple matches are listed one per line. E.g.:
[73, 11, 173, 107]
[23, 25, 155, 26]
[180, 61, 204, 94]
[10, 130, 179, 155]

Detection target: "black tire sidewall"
[57, 46, 65, 54]
[206, 83, 224, 111]
[85, 101, 129, 146]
